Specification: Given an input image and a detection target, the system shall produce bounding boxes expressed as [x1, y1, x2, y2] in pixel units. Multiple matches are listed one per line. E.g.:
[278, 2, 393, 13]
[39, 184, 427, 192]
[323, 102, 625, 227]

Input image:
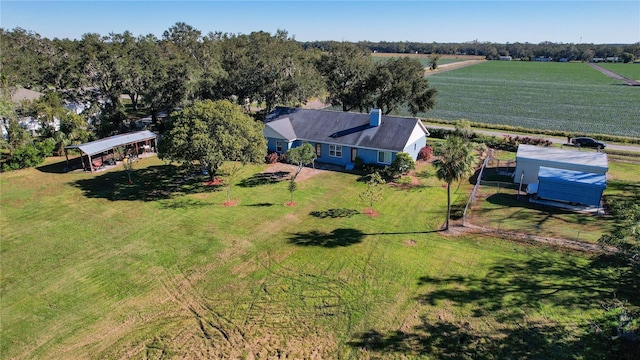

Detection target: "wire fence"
[462, 156, 606, 244]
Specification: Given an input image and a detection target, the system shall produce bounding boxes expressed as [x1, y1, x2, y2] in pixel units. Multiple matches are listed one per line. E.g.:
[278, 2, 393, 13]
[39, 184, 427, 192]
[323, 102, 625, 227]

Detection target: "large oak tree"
[317, 42, 374, 112]
[370, 57, 437, 116]
[158, 99, 266, 181]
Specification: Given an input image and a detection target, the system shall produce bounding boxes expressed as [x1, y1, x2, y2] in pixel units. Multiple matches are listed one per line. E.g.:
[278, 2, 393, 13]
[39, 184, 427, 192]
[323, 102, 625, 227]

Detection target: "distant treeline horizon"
[302, 40, 640, 62]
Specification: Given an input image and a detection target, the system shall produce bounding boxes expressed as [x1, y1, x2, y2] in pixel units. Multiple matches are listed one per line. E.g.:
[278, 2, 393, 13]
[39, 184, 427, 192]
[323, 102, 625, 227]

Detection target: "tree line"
[1, 23, 438, 170]
[1, 24, 436, 118]
[5, 22, 637, 172]
[304, 40, 640, 62]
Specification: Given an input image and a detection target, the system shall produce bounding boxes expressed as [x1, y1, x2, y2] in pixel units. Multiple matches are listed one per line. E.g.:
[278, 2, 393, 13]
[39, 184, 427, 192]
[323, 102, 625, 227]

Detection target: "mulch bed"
[363, 208, 379, 217]
[203, 178, 223, 186]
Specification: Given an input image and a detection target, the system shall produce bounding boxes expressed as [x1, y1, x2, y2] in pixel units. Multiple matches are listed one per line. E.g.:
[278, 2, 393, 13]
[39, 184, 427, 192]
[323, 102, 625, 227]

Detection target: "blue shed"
[536, 166, 606, 206]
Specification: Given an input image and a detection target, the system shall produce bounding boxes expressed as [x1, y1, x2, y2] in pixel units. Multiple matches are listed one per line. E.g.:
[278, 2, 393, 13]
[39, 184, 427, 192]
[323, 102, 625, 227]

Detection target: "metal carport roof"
[65, 130, 157, 157]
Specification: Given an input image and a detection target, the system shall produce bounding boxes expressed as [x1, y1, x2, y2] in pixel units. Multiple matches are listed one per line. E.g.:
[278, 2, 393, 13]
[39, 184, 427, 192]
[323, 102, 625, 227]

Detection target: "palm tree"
[432, 136, 478, 230]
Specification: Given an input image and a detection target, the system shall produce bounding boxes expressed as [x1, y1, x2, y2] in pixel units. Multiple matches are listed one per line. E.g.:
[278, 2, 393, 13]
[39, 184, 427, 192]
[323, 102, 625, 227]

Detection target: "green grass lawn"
[419, 61, 640, 137]
[1, 156, 638, 359]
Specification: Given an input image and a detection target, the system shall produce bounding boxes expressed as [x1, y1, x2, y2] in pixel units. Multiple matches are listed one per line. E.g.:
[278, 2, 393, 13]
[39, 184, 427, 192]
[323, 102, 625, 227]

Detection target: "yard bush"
[389, 152, 415, 177]
[1, 138, 56, 172]
[418, 145, 433, 160]
[265, 151, 279, 164]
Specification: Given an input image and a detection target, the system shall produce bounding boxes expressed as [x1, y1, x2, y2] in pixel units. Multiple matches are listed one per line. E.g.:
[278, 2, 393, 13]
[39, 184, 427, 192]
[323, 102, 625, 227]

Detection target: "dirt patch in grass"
[405, 240, 417, 247]
[363, 208, 379, 217]
[223, 200, 239, 207]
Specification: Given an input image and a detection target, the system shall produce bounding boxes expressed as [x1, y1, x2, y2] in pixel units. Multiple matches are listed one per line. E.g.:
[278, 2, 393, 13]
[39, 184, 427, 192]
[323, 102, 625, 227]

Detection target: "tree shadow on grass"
[349, 317, 617, 359]
[349, 254, 640, 359]
[71, 165, 221, 201]
[310, 208, 359, 218]
[288, 228, 365, 248]
[238, 171, 290, 187]
[416, 255, 639, 315]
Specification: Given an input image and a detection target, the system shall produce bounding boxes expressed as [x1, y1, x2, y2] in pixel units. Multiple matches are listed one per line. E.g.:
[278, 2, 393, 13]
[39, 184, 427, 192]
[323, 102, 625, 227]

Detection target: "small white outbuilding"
[513, 144, 608, 185]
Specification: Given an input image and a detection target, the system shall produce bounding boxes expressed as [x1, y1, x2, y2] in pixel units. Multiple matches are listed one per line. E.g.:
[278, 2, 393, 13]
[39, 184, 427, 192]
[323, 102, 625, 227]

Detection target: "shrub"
[265, 151, 279, 164]
[1, 138, 56, 172]
[418, 146, 433, 160]
[389, 152, 415, 177]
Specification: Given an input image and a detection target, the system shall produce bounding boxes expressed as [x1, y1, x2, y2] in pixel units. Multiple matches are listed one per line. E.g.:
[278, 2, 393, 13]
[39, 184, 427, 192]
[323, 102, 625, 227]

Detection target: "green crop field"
[1, 156, 639, 359]
[596, 62, 640, 81]
[420, 61, 640, 137]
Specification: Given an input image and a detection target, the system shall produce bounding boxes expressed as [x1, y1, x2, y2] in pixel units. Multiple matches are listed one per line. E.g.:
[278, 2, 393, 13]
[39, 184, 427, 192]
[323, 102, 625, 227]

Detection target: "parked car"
[571, 137, 606, 149]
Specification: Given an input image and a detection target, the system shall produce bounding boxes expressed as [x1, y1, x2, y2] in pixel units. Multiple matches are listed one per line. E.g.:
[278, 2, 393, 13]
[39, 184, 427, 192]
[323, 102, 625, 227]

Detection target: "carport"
[64, 130, 157, 172]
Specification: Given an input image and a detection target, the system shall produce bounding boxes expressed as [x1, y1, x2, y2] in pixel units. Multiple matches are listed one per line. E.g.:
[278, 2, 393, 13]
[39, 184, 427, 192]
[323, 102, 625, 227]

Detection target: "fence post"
[463, 156, 490, 226]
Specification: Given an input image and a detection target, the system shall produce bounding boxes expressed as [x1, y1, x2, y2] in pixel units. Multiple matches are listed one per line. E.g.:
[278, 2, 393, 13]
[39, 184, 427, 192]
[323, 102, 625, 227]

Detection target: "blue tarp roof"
[538, 166, 606, 187]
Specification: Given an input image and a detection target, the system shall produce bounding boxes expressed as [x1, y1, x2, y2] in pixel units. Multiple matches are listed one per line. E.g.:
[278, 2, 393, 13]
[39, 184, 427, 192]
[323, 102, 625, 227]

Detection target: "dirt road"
[588, 63, 640, 86]
[424, 59, 486, 76]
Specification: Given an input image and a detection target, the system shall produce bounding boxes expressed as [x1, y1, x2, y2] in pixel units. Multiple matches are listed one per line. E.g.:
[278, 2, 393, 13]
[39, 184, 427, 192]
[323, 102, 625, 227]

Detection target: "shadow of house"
[288, 228, 365, 248]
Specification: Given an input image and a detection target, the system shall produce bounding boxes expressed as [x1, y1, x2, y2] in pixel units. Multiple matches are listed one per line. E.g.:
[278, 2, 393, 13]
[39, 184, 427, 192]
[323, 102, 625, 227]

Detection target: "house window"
[378, 151, 392, 164]
[276, 141, 283, 152]
[329, 145, 342, 158]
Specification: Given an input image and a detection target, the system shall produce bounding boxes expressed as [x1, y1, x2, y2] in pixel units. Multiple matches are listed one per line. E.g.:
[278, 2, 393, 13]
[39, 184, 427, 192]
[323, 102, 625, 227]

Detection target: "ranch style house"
[263, 107, 429, 169]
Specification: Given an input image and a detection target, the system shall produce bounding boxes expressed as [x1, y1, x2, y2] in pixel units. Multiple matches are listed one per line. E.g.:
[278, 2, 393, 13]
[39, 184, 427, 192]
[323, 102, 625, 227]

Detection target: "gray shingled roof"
[264, 107, 426, 152]
[65, 130, 156, 156]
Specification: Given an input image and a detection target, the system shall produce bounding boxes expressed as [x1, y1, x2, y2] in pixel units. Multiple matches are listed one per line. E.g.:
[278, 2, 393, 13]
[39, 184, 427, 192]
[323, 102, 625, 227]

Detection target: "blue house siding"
[265, 136, 424, 167]
[315, 143, 349, 166]
[356, 148, 380, 165]
[266, 138, 292, 154]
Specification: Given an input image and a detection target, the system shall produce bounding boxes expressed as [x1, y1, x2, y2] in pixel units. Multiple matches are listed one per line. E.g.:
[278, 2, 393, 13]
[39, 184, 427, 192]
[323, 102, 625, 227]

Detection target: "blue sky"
[1, 1, 638, 44]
